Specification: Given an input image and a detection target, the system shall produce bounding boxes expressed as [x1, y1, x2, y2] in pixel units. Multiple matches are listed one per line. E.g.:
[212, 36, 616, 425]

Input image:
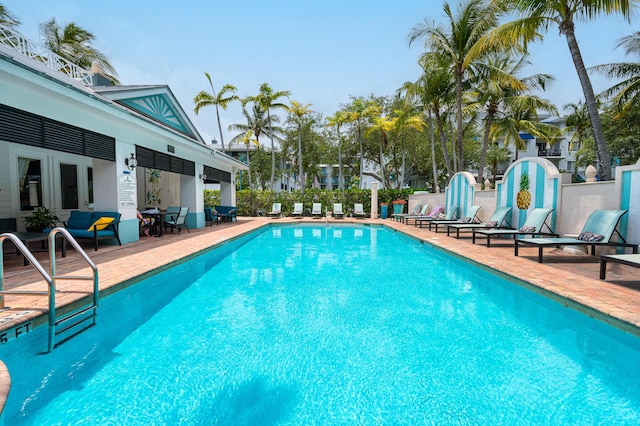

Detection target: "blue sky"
[3, 0, 637, 145]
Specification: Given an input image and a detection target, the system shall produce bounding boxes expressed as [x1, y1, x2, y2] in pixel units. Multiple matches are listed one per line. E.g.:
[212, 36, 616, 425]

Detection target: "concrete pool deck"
[1, 216, 639, 338]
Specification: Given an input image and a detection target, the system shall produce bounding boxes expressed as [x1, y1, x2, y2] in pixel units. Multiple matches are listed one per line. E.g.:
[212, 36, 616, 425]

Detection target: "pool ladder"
[0, 228, 98, 353]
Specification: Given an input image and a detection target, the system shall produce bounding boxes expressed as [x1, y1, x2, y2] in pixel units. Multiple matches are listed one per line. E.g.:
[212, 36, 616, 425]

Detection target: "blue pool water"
[2, 225, 640, 424]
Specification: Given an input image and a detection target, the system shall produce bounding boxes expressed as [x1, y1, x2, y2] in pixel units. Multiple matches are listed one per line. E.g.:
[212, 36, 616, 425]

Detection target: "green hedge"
[234, 188, 416, 217]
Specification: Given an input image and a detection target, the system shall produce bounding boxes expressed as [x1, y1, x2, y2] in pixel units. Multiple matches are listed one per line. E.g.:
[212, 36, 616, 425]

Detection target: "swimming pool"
[2, 224, 640, 424]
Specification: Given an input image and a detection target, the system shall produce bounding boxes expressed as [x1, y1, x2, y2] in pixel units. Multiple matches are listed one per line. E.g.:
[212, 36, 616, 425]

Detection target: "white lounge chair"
[311, 203, 323, 218]
[292, 202, 304, 218]
[333, 203, 344, 218]
[354, 203, 366, 219]
[267, 203, 282, 218]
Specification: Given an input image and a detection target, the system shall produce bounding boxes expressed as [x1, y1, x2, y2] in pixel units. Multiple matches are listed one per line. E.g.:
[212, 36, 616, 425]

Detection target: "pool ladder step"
[53, 303, 97, 348]
[0, 228, 99, 353]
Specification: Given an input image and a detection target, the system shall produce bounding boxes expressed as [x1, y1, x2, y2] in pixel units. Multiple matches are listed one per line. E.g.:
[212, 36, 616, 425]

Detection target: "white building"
[0, 24, 247, 244]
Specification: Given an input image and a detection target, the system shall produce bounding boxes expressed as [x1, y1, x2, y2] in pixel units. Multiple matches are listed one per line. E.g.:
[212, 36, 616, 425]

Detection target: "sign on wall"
[119, 173, 137, 208]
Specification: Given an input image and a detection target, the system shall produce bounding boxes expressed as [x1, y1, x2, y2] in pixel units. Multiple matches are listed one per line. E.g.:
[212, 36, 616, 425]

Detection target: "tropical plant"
[193, 72, 239, 150]
[403, 52, 457, 187]
[39, 18, 119, 84]
[563, 100, 591, 152]
[490, 94, 560, 160]
[25, 206, 59, 231]
[344, 97, 378, 188]
[288, 100, 313, 195]
[244, 83, 291, 191]
[238, 130, 259, 190]
[467, 52, 552, 183]
[0, 4, 20, 28]
[326, 110, 350, 193]
[485, 0, 638, 181]
[591, 31, 640, 112]
[366, 105, 394, 187]
[408, 0, 501, 172]
[146, 169, 162, 205]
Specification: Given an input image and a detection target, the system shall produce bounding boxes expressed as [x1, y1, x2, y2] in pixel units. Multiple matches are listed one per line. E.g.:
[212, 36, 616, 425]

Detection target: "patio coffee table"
[600, 253, 640, 280]
[12, 232, 66, 266]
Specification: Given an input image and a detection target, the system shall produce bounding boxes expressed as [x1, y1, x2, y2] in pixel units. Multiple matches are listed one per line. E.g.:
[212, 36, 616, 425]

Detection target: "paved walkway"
[1, 216, 639, 338]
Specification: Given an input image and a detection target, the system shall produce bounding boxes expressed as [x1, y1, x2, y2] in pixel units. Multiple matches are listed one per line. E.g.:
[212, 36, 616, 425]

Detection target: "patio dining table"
[141, 210, 167, 237]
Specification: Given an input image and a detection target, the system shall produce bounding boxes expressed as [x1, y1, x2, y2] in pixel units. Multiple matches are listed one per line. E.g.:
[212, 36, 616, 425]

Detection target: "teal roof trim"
[119, 94, 190, 134]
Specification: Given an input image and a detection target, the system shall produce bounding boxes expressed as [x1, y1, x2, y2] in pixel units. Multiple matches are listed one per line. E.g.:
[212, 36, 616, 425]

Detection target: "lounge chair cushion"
[519, 225, 536, 233]
[577, 231, 605, 242]
[430, 206, 445, 217]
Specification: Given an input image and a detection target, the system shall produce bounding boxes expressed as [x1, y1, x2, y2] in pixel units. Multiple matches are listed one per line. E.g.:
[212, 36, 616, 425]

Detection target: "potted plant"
[25, 207, 59, 232]
[380, 202, 389, 219]
[392, 199, 406, 215]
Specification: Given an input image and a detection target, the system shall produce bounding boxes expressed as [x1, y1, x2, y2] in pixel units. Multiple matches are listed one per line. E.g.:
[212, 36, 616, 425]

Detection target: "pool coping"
[1, 217, 639, 416]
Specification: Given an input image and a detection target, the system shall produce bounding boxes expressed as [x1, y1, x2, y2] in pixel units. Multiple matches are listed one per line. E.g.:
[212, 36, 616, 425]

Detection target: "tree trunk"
[246, 144, 252, 191]
[298, 125, 304, 195]
[455, 69, 464, 171]
[478, 108, 494, 185]
[400, 133, 406, 189]
[427, 110, 439, 192]
[564, 27, 612, 180]
[268, 108, 276, 190]
[215, 105, 225, 150]
[379, 132, 385, 189]
[449, 117, 457, 174]
[358, 124, 364, 189]
[434, 107, 452, 182]
[337, 127, 344, 193]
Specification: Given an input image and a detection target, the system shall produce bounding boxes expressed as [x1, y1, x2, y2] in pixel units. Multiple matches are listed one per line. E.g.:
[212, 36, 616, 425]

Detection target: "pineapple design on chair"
[517, 172, 531, 210]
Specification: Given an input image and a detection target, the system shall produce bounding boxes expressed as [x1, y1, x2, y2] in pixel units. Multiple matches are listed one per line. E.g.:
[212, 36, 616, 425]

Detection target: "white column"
[371, 182, 378, 219]
[181, 173, 202, 228]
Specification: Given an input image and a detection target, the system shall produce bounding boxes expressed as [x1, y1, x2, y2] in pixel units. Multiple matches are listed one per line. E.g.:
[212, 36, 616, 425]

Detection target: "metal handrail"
[0, 233, 55, 351]
[0, 228, 99, 352]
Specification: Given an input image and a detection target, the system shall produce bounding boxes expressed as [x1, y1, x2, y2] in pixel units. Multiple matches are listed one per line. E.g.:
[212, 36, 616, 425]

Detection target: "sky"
[3, 0, 638, 147]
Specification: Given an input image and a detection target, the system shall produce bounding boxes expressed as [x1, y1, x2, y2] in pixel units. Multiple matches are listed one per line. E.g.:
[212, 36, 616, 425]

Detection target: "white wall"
[558, 181, 617, 236]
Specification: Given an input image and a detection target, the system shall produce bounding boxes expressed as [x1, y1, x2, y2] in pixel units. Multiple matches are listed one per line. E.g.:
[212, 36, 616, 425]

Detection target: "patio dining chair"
[164, 206, 190, 234]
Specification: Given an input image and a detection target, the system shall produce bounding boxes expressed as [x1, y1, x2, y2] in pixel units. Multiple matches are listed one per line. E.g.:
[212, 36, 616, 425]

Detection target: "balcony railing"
[0, 24, 93, 86]
[538, 149, 563, 158]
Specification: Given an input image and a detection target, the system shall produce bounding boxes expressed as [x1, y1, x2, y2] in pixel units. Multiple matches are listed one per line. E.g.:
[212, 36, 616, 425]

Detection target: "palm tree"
[485, 0, 638, 181]
[0, 4, 20, 28]
[193, 72, 238, 150]
[39, 18, 118, 84]
[468, 52, 553, 183]
[238, 130, 259, 191]
[244, 83, 290, 191]
[366, 105, 395, 187]
[326, 110, 349, 192]
[344, 98, 377, 188]
[591, 31, 640, 112]
[408, 0, 500, 172]
[390, 106, 426, 189]
[491, 95, 560, 160]
[408, 52, 456, 183]
[288, 100, 313, 195]
[563, 101, 590, 152]
[228, 104, 277, 192]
